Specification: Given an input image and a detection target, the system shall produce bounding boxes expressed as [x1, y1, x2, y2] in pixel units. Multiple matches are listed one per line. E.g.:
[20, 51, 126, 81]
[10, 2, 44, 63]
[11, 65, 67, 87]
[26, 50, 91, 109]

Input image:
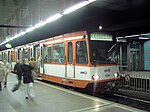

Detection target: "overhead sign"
[90, 33, 113, 41]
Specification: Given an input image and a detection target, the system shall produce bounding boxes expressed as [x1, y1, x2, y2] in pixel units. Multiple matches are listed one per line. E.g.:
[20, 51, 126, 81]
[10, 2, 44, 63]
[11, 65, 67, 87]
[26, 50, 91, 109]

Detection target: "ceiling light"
[62, 1, 89, 15]
[99, 25, 102, 30]
[46, 13, 63, 23]
[139, 37, 150, 39]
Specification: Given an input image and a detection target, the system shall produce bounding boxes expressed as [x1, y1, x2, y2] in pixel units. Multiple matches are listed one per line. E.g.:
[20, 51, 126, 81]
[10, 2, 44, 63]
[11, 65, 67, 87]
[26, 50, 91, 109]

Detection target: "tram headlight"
[114, 72, 119, 77]
[92, 74, 100, 80]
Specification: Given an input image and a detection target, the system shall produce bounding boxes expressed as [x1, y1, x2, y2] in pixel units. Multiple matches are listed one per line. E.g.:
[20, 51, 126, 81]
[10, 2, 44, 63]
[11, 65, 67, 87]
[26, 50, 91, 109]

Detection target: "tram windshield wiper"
[108, 43, 116, 53]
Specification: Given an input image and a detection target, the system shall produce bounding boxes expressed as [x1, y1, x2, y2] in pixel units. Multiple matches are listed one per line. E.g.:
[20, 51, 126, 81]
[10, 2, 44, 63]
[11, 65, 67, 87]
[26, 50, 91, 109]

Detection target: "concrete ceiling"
[0, 0, 20, 24]
[1, 0, 149, 29]
[0, 0, 150, 50]
[0, 0, 85, 25]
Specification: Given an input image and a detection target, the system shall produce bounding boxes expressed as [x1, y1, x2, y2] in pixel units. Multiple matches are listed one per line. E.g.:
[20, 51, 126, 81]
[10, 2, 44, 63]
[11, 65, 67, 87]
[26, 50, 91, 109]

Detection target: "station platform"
[0, 73, 145, 112]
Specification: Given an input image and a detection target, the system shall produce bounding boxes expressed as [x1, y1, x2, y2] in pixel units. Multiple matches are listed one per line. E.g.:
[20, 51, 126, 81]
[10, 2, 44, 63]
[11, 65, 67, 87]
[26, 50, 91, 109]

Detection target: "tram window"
[41, 46, 43, 56]
[76, 41, 88, 64]
[28, 49, 31, 59]
[11, 51, 13, 62]
[18, 49, 22, 61]
[53, 43, 64, 63]
[23, 49, 29, 59]
[0, 52, 2, 60]
[44, 47, 48, 62]
[17, 50, 20, 61]
[44, 46, 52, 63]
[4, 52, 8, 60]
[16, 50, 18, 61]
[30, 48, 32, 58]
[40, 46, 43, 67]
[8, 51, 11, 62]
[68, 42, 72, 64]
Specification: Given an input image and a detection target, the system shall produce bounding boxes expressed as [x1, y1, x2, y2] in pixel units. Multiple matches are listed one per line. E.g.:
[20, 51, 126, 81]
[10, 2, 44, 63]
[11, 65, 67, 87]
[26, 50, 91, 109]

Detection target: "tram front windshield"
[89, 33, 115, 64]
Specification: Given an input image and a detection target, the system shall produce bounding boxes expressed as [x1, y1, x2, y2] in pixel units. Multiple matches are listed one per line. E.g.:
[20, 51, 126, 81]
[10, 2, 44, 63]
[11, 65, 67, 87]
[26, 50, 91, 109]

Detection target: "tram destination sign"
[90, 33, 113, 41]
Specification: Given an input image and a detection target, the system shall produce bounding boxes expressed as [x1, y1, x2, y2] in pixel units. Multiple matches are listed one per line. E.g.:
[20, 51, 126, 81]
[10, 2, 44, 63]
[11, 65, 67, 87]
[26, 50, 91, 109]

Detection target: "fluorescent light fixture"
[9, 37, 15, 41]
[116, 37, 123, 39]
[88, 0, 96, 2]
[26, 14, 62, 33]
[116, 37, 127, 42]
[62, 1, 91, 15]
[0, 41, 6, 46]
[117, 38, 127, 42]
[26, 27, 36, 33]
[139, 37, 150, 39]
[141, 33, 150, 36]
[26, 21, 46, 33]
[13, 35, 20, 39]
[0, 0, 96, 47]
[46, 13, 63, 23]
[17, 32, 26, 37]
[34, 21, 46, 29]
[125, 34, 139, 38]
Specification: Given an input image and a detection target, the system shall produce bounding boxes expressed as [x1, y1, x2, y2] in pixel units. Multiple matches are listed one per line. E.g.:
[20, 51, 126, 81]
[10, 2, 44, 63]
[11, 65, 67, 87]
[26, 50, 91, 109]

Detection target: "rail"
[119, 71, 150, 94]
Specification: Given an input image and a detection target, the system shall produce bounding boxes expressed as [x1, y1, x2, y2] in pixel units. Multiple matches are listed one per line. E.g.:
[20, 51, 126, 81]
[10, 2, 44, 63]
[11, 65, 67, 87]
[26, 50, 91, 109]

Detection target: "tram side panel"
[41, 32, 119, 91]
[43, 64, 66, 83]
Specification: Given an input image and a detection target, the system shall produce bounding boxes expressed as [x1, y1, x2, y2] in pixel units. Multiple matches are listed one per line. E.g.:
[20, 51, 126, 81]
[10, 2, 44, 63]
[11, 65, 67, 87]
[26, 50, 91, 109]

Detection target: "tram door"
[35, 44, 44, 74]
[17, 48, 23, 62]
[29, 46, 34, 58]
[66, 42, 75, 78]
[40, 44, 44, 74]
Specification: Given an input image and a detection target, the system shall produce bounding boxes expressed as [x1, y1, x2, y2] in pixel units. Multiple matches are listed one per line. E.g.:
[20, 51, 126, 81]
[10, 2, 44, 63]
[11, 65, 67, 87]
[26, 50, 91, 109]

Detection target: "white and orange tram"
[0, 30, 120, 92]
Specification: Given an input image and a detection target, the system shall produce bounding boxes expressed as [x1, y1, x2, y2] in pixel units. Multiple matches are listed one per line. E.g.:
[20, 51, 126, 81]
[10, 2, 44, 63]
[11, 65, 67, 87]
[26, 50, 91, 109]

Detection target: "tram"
[0, 30, 120, 92]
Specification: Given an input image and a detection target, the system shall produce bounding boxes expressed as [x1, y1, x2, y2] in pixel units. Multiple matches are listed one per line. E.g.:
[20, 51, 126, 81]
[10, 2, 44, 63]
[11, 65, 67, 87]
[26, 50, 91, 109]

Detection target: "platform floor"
[0, 73, 146, 112]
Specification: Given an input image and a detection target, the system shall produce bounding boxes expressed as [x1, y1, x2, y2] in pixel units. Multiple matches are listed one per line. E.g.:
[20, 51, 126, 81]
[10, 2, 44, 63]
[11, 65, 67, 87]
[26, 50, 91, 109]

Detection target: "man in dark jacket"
[21, 58, 34, 99]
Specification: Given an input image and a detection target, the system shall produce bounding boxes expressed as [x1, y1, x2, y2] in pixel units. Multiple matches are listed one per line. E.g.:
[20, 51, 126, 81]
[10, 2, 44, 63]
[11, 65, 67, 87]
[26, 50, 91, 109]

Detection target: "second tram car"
[0, 30, 120, 92]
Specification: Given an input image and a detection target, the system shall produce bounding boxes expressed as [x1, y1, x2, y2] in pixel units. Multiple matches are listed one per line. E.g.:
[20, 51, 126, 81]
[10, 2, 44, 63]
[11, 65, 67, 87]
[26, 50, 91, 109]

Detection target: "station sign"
[90, 33, 113, 41]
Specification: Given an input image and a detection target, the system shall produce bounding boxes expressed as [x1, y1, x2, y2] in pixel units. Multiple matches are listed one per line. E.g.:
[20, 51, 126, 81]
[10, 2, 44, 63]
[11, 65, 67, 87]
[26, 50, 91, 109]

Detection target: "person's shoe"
[26, 97, 28, 99]
[4, 85, 6, 88]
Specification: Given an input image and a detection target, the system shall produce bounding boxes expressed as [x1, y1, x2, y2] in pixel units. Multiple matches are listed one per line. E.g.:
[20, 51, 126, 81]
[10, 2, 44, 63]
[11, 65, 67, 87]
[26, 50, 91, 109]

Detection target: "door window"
[76, 41, 88, 64]
[53, 43, 64, 63]
[68, 42, 72, 64]
[44, 46, 52, 63]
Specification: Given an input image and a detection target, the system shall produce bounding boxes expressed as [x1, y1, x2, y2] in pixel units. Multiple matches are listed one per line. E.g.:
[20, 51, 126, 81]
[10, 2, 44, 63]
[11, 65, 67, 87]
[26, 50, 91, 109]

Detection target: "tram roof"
[0, 0, 150, 51]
